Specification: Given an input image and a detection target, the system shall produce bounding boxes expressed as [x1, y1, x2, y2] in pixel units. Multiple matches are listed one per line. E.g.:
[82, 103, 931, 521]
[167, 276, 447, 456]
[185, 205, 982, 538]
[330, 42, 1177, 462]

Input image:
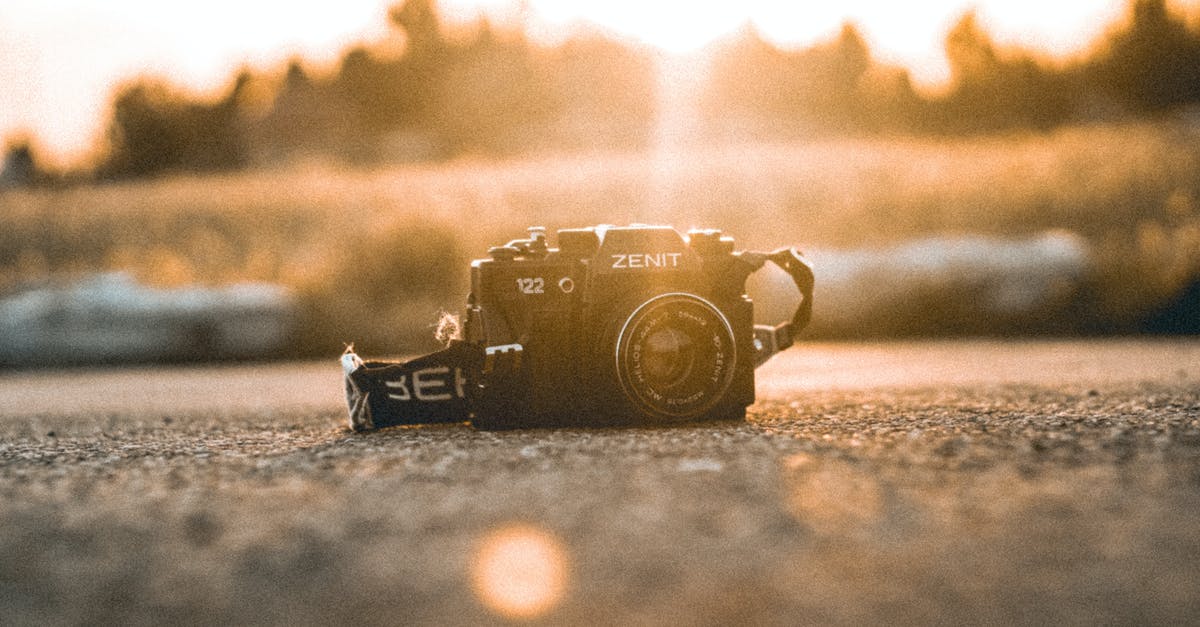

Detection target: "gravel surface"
[2, 339, 1199, 625]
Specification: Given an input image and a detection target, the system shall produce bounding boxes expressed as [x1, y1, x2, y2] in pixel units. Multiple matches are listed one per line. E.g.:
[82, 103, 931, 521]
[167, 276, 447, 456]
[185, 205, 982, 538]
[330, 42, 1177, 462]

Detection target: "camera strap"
[741, 248, 815, 367]
[340, 247, 813, 431]
[341, 340, 482, 431]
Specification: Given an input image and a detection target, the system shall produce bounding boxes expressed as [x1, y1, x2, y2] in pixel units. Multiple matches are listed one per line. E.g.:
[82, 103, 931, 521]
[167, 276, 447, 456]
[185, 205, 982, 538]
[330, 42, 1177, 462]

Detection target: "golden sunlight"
[470, 524, 569, 619]
[522, 0, 1158, 78]
[0, 0, 390, 164]
[4, 0, 1200, 163]
[526, 0, 745, 52]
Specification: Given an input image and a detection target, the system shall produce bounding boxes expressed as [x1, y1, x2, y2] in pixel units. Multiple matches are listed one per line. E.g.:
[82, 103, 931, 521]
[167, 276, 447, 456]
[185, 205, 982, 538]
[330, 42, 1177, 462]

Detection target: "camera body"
[464, 225, 760, 429]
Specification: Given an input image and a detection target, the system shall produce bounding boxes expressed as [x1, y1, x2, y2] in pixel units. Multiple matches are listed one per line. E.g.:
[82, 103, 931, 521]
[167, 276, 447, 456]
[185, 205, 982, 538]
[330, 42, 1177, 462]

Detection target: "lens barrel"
[615, 293, 737, 420]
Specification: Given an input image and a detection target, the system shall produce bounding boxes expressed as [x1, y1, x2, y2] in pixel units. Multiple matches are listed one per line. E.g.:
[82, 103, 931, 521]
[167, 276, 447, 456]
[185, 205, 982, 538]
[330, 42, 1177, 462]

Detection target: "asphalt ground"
[2, 339, 1199, 625]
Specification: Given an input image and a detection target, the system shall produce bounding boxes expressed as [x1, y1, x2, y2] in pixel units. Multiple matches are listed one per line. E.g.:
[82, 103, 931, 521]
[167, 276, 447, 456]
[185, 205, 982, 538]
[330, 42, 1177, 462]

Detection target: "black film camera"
[342, 224, 813, 430]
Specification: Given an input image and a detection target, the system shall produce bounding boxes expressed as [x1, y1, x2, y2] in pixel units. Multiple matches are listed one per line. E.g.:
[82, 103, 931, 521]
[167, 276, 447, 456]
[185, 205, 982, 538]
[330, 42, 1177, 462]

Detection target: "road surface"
[2, 339, 1199, 624]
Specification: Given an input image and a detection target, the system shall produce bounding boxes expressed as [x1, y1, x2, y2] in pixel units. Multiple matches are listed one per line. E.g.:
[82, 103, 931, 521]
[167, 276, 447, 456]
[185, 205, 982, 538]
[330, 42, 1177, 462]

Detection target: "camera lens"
[615, 293, 737, 420]
[641, 326, 696, 388]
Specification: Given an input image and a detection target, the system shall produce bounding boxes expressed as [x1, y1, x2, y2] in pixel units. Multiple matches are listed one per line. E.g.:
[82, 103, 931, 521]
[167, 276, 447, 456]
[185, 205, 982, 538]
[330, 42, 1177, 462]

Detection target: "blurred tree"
[100, 75, 249, 178]
[1093, 0, 1200, 112]
[927, 11, 1074, 133]
[797, 23, 872, 130]
[336, 47, 396, 136]
[206, 72, 251, 169]
[857, 66, 923, 131]
[703, 25, 806, 137]
[431, 20, 554, 155]
[101, 82, 181, 177]
[945, 12, 999, 82]
[704, 23, 893, 137]
[256, 61, 343, 162]
[541, 32, 656, 151]
[1, 137, 37, 187]
[387, 0, 451, 128]
[390, 0, 445, 60]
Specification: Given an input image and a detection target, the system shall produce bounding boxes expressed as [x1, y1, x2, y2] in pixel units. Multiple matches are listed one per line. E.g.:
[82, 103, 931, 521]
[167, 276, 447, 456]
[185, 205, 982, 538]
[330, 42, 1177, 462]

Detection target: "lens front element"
[615, 293, 737, 420]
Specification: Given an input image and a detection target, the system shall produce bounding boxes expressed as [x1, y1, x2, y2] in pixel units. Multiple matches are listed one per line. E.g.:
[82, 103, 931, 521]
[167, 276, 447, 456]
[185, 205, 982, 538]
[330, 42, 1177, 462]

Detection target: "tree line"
[5, 0, 1200, 182]
[94, 0, 655, 179]
[705, 0, 1200, 136]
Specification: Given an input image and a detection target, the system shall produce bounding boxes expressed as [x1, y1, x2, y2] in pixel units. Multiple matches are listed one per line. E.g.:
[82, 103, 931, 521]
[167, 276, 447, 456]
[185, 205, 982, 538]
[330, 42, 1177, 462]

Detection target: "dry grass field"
[3, 122, 1199, 352]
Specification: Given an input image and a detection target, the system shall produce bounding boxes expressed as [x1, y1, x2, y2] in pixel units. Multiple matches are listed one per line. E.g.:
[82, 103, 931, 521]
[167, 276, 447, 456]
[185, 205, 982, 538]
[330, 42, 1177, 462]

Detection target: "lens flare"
[470, 524, 569, 620]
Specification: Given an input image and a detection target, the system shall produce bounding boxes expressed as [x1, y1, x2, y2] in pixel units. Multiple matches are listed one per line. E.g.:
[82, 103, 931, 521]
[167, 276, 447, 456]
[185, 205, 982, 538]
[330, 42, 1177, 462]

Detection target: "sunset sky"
[2, 0, 1197, 165]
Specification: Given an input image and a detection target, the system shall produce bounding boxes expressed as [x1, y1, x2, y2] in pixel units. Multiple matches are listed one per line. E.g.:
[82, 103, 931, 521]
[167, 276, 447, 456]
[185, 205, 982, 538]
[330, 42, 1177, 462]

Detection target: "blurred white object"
[0, 272, 294, 365]
[752, 231, 1091, 335]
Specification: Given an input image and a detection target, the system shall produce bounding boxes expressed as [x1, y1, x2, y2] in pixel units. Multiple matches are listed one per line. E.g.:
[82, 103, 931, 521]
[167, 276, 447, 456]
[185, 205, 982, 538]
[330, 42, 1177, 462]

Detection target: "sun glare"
[522, 0, 1150, 85]
[4, 0, 1200, 163]
[525, 0, 746, 52]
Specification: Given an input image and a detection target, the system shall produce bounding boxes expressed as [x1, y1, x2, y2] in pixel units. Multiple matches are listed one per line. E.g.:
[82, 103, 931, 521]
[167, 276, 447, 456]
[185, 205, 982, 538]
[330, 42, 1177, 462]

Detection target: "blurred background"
[1, 0, 1199, 365]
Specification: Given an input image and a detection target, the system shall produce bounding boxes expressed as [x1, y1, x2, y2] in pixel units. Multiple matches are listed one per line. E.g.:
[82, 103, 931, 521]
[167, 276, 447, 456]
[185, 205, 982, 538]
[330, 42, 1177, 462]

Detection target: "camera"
[341, 224, 813, 431]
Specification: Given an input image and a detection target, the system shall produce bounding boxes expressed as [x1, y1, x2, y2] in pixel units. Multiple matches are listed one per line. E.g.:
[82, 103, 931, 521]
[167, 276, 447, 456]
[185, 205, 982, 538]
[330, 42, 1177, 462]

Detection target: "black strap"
[341, 341, 482, 431]
[738, 248, 815, 366]
[767, 247, 815, 348]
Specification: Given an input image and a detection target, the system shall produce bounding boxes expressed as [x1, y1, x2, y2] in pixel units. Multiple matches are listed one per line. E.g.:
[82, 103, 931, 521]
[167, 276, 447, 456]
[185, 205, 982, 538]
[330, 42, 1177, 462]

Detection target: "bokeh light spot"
[470, 524, 569, 620]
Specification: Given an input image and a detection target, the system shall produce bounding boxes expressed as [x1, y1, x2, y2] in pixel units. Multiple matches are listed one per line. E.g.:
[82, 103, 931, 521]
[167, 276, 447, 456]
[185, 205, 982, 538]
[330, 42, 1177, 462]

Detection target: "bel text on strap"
[342, 341, 481, 431]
